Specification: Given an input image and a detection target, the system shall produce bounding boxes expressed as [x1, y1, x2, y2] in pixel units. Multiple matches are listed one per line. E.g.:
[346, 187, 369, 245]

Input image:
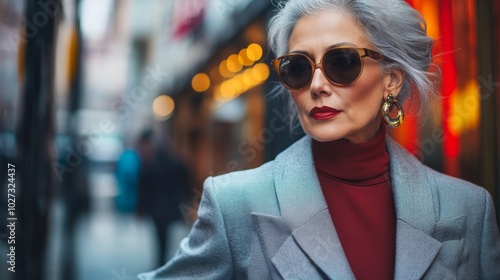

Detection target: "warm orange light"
[226, 54, 243, 73]
[191, 73, 211, 92]
[448, 80, 480, 136]
[212, 52, 269, 103]
[243, 68, 258, 87]
[219, 60, 233, 78]
[246, 43, 263, 61]
[238, 49, 254, 66]
[252, 63, 270, 83]
[213, 85, 225, 102]
[229, 76, 240, 93]
[220, 81, 233, 98]
[152, 95, 175, 119]
[417, 0, 440, 39]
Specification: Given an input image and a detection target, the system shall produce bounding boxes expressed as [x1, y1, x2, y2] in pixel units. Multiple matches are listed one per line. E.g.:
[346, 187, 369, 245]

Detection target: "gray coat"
[138, 136, 500, 279]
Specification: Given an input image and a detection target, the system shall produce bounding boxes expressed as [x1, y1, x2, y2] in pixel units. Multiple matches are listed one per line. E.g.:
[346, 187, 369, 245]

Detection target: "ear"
[383, 69, 404, 98]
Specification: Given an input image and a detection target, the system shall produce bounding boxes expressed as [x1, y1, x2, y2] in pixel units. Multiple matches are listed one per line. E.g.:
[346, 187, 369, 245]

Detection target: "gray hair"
[268, 0, 439, 127]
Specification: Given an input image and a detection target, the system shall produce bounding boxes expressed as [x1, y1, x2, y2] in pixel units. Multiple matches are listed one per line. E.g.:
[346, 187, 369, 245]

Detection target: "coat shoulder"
[425, 165, 489, 213]
[206, 160, 279, 216]
[209, 160, 275, 194]
[206, 136, 310, 214]
[386, 137, 489, 216]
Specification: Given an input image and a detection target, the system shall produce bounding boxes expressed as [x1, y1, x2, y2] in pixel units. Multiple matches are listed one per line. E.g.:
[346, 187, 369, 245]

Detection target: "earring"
[381, 94, 404, 127]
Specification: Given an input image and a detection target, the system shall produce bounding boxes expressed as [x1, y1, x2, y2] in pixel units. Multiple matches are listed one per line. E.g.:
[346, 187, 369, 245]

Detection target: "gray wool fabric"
[138, 136, 500, 280]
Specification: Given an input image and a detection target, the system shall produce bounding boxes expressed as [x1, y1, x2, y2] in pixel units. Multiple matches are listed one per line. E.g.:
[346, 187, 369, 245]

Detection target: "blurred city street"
[0, 0, 499, 279]
[44, 166, 190, 280]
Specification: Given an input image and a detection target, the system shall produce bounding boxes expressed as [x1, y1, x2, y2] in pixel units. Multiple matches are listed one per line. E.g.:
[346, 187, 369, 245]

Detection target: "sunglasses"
[272, 47, 385, 90]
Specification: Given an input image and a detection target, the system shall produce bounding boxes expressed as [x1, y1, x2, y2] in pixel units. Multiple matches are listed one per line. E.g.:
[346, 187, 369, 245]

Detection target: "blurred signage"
[172, 0, 206, 39]
[205, 0, 253, 31]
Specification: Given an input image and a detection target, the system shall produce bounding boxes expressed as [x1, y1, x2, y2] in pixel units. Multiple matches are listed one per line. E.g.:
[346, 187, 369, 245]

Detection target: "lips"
[309, 106, 341, 120]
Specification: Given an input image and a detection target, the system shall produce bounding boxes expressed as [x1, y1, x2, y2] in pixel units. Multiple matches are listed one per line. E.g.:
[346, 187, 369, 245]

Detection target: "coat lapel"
[252, 136, 443, 279]
[290, 209, 355, 279]
[253, 137, 354, 279]
[386, 137, 442, 278]
[394, 220, 442, 279]
[386, 137, 437, 233]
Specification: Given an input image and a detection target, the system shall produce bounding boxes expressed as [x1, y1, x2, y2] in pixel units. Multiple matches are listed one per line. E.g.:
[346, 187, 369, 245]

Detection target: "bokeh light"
[191, 73, 211, 92]
[211, 43, 269, 103]
[152, 95, 175, 120]
[226, 54, 243, 73]
[246, 43, 263, 61]
[219, 60, 233, 78]
[238, 49, 253, 66]
[251, 63, 270, 83]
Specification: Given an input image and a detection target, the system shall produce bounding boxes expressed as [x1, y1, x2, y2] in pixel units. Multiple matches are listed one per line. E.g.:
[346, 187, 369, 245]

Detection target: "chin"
[306, 128, 345, 143]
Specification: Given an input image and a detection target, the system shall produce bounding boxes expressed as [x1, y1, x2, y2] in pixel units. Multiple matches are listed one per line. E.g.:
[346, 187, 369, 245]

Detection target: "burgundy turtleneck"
[312, 125, 396, 280]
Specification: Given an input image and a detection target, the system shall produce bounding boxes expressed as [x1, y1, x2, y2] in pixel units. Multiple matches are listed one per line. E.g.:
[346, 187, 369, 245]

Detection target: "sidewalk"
[45, 169, 190, 280]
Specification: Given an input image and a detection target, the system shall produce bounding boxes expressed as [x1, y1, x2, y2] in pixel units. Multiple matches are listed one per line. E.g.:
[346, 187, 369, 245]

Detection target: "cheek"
[347, 90, 382, 109]
[289, 90, 308, 111]
[343, 83, 385, 119]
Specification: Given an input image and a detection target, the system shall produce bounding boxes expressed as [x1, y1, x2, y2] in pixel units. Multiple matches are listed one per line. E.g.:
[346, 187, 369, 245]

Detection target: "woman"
[138, 0, 500, 279]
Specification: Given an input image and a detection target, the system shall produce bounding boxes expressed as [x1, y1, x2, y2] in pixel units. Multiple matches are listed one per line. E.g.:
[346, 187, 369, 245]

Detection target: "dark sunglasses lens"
[323, 48, 362, 84]
[279, 55, 312, 89]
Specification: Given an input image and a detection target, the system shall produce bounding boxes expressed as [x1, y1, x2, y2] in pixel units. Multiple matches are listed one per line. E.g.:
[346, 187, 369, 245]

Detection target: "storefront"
[163, 0, 273, 191]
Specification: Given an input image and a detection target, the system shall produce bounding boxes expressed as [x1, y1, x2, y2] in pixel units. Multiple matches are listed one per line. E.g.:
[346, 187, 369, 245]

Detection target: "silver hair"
[268, 0, 439, 128]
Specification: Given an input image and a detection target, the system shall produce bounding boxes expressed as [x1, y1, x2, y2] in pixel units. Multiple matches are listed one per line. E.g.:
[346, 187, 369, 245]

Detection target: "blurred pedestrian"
[115, 146, 140, 213]
[136, 129, 190, 267]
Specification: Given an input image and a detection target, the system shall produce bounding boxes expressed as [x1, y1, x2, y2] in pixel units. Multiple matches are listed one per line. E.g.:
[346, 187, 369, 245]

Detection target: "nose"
[309, 67, 332, 97]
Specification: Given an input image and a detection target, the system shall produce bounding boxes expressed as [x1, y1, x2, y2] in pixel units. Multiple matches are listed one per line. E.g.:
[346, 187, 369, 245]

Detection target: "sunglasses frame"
[271, 46, 385, 90]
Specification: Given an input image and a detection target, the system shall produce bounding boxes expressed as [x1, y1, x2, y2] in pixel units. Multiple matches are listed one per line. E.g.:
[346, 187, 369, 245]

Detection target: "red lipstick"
[309, 106, 341, 120]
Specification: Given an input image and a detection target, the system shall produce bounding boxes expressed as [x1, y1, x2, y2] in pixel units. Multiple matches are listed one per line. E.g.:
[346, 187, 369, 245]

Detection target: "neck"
[312, 124, 389, 183]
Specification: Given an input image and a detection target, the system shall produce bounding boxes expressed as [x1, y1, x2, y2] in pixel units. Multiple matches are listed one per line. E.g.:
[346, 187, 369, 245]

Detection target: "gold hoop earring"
[381, 94, 404, 127]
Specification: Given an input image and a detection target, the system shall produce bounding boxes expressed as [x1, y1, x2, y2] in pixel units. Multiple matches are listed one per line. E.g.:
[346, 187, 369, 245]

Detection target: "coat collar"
[251, 135, 442, 279]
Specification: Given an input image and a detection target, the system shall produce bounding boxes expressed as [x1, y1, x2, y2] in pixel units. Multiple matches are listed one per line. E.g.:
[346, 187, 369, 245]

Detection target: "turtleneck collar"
[312, 124, 390, 185]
